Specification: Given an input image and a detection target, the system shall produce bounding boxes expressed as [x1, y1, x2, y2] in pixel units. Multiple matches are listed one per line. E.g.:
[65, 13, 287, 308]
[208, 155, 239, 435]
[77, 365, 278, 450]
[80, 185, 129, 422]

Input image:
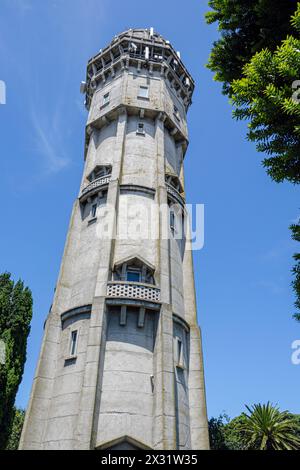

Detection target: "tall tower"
[20, 28, 209, 451]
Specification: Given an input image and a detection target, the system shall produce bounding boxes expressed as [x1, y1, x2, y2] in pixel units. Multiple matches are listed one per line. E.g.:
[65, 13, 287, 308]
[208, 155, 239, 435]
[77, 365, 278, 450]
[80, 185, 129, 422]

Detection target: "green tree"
[230, 5, 300, 185]
[206, 0, 298, 96]
[290, 219, 300, 321]
[224, 415, 248, 450]
[209, 406, 300, 450]
[5, 408, 25, 450]
[0, 273, 32, 449]
[208, 413, 247, 450]
[206, 2, 300, 317]
[238, 403, 300, 450]
[208, 414, 229, 449]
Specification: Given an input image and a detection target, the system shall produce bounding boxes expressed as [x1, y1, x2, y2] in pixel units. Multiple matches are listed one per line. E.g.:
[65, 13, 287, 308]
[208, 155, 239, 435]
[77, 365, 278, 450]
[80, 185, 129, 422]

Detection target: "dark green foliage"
[238, 402, 300, 450]
[230, 6, 300, 185]
[209, 405, 300, 450]
[223, 415, 248, 450]
[5, 408, 25, 450]
[293, 414, 300, 437]
[209, 414, 248, 450]
[208, 414, 246, 450]
[206, 1, 300, 184]
[208, 414, 229, 449]
[290, 219, 300, 321]
[206, 0, 298, 96]
[0, 273, 32, 449]
[206, 2, 300, 319]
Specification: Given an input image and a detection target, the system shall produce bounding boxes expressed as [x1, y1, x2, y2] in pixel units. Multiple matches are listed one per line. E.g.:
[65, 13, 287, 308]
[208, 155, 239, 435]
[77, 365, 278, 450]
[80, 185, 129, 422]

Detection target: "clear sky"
[0, 0, 299, 420]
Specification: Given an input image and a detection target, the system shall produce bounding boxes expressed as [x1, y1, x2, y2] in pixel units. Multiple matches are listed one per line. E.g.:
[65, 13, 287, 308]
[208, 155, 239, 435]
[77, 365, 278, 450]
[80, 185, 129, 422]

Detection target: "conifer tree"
[0, 273, 32, 449]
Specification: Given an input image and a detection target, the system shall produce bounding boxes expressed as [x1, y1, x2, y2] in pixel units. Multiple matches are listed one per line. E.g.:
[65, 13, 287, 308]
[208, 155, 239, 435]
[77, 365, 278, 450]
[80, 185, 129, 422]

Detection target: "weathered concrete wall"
[122, 116, 156, 187]
[173, 319, 191, 450]
[82, 122, 117, 186]
[42, 315, 90, 449]
[96, 308, 156, 448]
[114, 192, 158, 271]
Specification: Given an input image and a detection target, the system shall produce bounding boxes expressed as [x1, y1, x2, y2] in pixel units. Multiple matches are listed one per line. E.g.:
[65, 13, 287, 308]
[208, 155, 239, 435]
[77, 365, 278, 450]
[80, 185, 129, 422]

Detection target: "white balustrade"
[107, 282, 160, 302]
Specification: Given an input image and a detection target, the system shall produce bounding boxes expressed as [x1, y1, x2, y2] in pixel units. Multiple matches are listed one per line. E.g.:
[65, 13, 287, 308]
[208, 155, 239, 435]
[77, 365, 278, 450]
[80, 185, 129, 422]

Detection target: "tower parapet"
[85, 28, 194, 110]
[83, 28, 194, 158]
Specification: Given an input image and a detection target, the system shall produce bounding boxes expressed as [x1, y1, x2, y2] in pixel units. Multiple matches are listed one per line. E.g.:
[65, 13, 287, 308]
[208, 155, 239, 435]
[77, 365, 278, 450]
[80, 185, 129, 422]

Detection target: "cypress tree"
[0, 273, 32, 449]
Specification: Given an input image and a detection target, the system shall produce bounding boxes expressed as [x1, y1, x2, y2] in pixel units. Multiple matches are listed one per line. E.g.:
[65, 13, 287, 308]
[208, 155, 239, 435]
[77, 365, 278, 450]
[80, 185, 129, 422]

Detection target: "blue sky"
[0, 0, 299, 419]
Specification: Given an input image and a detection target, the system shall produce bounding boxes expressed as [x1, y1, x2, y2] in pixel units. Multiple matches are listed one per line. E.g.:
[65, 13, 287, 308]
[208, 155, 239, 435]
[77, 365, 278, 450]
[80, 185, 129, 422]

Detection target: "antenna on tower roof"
[150, 27, 154, 37]
[145, 46, 150, 61]
[130, 42, 137, 52]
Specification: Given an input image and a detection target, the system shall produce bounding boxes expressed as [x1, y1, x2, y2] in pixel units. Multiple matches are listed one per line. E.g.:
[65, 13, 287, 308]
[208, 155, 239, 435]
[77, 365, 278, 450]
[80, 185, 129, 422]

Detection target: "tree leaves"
[206, 2, 300, 319]
[207, 2, 300, 183]
[290, 220, 300, 321]
[5, 408, 25, 450]
[206, 0, 298, 96]
[0, 273, 32, 449]
[239, 402, 300, 450]
[209, 404, 300, 450]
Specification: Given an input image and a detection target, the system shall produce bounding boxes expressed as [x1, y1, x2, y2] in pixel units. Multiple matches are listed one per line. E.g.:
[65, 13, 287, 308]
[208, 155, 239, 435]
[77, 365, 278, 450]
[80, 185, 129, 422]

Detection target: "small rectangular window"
[103, 92, 110, 106]
[177, 339, 182, 365]
[136, 122, 145, 135]
[175, 336, 184, 369]
[91, 204, 97, 218]
[70, 330, 78, 356]
[174, 105, 180, 121]
[170, 210, 175, 233]
[127, 269, 141, 282]
[138, 85, 149, 99]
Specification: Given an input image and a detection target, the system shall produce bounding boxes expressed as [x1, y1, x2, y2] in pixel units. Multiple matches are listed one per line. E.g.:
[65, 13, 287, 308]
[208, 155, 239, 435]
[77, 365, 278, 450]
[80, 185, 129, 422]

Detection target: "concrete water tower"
[20, 28, 209, 450]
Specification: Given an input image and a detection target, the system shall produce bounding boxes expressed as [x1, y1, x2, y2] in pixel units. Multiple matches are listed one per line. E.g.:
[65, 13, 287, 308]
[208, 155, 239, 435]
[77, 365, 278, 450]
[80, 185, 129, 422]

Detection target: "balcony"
[80, 175, 111, 202]
[166, 183, 185, 207]
[107, 281, 160, 303]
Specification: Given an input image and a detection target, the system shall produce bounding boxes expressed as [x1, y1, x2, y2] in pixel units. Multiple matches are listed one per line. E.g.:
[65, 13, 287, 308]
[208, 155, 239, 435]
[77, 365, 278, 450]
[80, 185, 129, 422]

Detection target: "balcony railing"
[166, 183, 185, 206]
[107, 281, 160, 303]
[80, 175, 111, 199]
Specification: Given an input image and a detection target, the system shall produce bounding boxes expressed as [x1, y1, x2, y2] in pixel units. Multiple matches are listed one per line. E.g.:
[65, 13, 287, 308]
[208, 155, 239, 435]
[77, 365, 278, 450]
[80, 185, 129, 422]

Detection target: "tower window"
[91, 204, 97, 218]
[70, 330, 78, 357]
[113, 257, 155, 284]
[138, 85, 149, 99]
[174, 105, 180, 121]
[102, 92, 110, 106]
[170, 210, 175, 234]
[136, 122, 145, 135]
[94, 167, 106, 179]
[126, 268, 141, 283]
[88, 165, 112, 182]
[175, 336, 184, 369]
